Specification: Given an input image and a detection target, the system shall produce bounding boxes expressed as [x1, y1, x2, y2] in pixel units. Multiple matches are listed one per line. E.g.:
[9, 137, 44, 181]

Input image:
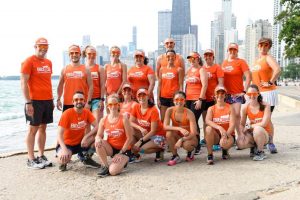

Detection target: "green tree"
[275, 0, 300, 58]
[282, 63, 300, 80]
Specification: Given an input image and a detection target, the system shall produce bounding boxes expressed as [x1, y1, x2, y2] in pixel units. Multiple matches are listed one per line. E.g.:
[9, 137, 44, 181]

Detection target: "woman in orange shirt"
[104, 46, 127, 96]
[163, 91, 198, 166]
[127, 50, 155, 100]
[185, 52, 208, 154]
[205, 86, 235, 165]
[251, 38, 281, 154]
[130, 88, 166, 162]
[83, 45, 105, 123]
[238, 84, 272, 161]
[157, 49, 184, 121]
[120, 83, 138, 119]
[95, 95, 133, 177]
[222, 43, 251, 134]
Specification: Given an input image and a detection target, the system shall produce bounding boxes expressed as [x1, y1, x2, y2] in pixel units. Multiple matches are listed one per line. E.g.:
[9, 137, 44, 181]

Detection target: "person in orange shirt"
[120, 83, 138, 119]
[56, 91, 100, 171]
[163, 91, 198, 166]
[104, 46, 127, 96]
[95, 95, 133, 177]
[21, 37, 54, 169]
[201, 49, 224, 146]
[82, 45, 105, 123]
[57, 45, 93, 112]
[156, 38, 185, 78]
[222, 43, 251, 134]
[238, 84, 272, 161]
[157, 49, 184, 121]
[205, 86, 236, 165]
[251, 38, 281, 154]
[185, 52, 208, 154]
[127, 50, 155, 99]
[130, 88, 166, 162]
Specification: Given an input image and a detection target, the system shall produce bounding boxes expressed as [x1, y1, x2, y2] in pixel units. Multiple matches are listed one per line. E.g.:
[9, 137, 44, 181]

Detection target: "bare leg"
[159, 105, 168, 122]
[205, 126, 220, 155]
[26, 125, 39, 160]
[37, 124, 47, 157]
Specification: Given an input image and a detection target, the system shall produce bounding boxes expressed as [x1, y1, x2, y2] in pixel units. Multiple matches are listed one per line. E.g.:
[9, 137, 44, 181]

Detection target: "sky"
[0, 0, 274, 76]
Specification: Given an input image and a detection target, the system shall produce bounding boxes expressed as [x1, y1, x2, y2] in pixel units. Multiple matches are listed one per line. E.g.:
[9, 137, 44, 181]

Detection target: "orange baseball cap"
[122, 83, 132, 90]
[134, 50, 145, 57]
[69, 45, 81, 52]
[136, 88, 148, 96]
[187, 52, 201, 59]
[204, 49, 214, 55]
[215, 86, 227, 93]
[35, 37, 49, 45]
[227, 43, 239, 51]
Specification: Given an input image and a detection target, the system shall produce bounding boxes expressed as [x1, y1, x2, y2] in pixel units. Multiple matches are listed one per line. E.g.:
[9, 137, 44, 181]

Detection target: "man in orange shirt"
[57, 45, 93, 112]
[56, 91, 100, 171]
[21, 37, 54, 169]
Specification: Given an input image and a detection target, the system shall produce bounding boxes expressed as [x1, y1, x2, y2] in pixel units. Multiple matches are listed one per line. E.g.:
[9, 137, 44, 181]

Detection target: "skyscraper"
[273, 0, 283, 66]
[222, 0, 232, 30]
[190, 25, 198, 51]
[171, 0, 191, 54]
[132, 26, 137, 50]
[82, 35, 91, 49]
[158, 10, 172, 48]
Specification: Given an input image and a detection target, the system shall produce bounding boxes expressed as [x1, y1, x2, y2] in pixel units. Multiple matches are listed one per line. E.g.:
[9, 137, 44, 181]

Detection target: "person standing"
[57, 45, 93, 112]
[21, 37, 53, 169]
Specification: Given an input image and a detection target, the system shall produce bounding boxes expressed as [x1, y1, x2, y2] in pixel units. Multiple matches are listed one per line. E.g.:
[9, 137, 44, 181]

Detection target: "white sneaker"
[27, 159, 45, 169]
[37, 155, 53, 167]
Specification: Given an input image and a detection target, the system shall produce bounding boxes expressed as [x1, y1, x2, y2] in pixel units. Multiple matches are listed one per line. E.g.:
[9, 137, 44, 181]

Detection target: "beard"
[75, 102, 84, 109]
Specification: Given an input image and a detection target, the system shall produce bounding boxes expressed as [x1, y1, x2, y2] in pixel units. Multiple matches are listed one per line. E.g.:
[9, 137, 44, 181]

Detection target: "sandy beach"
[1, 101, 300, 200]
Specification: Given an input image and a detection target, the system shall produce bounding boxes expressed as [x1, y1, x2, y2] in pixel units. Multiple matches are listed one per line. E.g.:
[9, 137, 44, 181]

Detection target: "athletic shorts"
[63, 104, 74, 112]
[203, 100, 215, 111]
[260, 90, 278, 107]
[56, 144, 89, 155]
[225, 95, 245, 104]
[160, 97, 174, 107]
[25, 100, 53, 126]
[90, 98, 104, 112]
[111, 147, 131, 157]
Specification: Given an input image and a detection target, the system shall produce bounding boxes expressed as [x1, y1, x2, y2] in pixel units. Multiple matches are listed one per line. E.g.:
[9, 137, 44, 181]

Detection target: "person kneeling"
[95, 95, 132, 177]
[205, 86, 236, 165]
[56, 91, 100, 171]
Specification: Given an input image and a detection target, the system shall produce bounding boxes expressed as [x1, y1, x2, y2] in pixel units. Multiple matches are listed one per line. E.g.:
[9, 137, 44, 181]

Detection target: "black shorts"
[160, 97, 174, 107]
[63, 104, 74, 112]
[25, 100, 53, 126]
[203, 101, 215, 111]
[111, 147, 131, 157]
[56, 144, 89, 155]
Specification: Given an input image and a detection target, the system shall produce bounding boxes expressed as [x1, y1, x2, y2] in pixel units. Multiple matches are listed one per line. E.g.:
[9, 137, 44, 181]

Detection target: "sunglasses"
[137, 93, 147, 98]
[188, 57, 195, 61]
[74, 98, 84, 101]
[174, 98, 185, 103]
[111, 51, 120, 56]
[87, 52, 96, 56]
[37, 45, 48, 49]
[70, 52, 80, 55]
[246, 92, 258, 97]
[135, 55, 144, 59]
[229, 48, 237, 51]
[107, 102, 119, 107]
[204, 53, 213, 57]
[165, 42, 174, 45]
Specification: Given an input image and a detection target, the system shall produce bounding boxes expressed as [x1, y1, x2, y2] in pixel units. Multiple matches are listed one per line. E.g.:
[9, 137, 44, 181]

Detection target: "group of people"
[21, 36, 281, 177]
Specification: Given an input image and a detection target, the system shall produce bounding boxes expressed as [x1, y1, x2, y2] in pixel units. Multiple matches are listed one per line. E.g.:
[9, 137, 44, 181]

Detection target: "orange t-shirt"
[211, 103, 234, 135]
[105, 63, 122, 95]
[120, 101, 138, 119]
[159, 54, 184, 70]
[251, 56, 276, 92]
[21, 55, 53, 100]
[221, 58, 249, 95]
[131, 104, 165, 136]
[246, 105, 272, 134]
[185, 67, 203, 100]
[204, 64, 224, 101]
[170, 107, 190, 133]
[127, 65, 154, 97]
[90, 64, 101, 99]
[63, 65, 88, 105]
[59, 108, 95, 146]
[160, 67, 180, 98]
[103, 115, 128, 150]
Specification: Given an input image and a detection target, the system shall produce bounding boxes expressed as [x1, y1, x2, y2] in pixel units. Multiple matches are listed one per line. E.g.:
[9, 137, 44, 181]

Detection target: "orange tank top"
[246, 105, 272, 134]
[211, 103, 233, 135]
[160, 67, 180, 98]
[90, 64, 101, 99]
[251, 56, 276, 92]
[103, 115, 128, 150]
[170, 107, 190, 132]
[106, 63, 122, 95]
[120, 101, 137, 119]
[63, 65, 88, 105]
[185, 66, 202, 100]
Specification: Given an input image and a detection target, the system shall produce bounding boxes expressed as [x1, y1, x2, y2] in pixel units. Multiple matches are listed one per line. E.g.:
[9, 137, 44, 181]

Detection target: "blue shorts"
[91, 98, 100, 111]
[225, 95, 245, 104]
[56, 144, 89, 155]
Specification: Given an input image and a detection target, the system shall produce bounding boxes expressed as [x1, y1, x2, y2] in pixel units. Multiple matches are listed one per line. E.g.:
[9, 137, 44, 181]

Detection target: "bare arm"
[129, 115, 145, 132]
[243, 70, 251, 92]
[179, 55, 185, 75]
[266, 55, 281, 83]
[99, 66, 106, 98]
[157, 69, 162, 103]
[116, 63, 127, 95]
[20, 73, 31, 103]
[121, 116, 133, 152]
[155, 55, 162, 79]
[142, 121, 158, 141]
[178, 68, 184, 91]
[147, 74, 155, 95]
[86, 67, 93, 102]
[56, 68, 65, 110]
[239, 104, 248, 134]
[199, 68, 208, 99]
[227, 106, 236, 134]
[57, 126, 67, 150]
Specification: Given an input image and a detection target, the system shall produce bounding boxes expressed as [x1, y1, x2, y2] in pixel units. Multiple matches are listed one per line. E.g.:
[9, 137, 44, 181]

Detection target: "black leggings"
[185, 100, 206, 133]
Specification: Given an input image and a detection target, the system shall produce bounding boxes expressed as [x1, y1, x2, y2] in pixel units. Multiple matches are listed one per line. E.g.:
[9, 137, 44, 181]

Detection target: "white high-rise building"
[82, 35, 91, 49]
[245, 19, 272, 66]
[96, 45, 110, 65]
[222, 0, 232, 30]
[182, 33, 197, 65]
[158, 10, 172, 48]
[272, 0, 282, 65]
[224, 29, 238, 58]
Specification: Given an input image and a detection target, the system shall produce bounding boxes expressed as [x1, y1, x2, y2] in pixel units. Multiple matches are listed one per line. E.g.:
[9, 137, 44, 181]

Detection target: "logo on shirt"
[130, 71, 144, 78]
[137, 119, 150, 128]
[70, 120, 87, 130]
[207, 72, 213, 79]
[107, 71, 121, 79]
[66, 71, 84, 78]
[91, 72, 99, 79]
[162, 72, 175, 79]
[222, 66, 234, 72]
[213, 114, 230, 124]
[37, 65, 51, 73]
[186, 76, 200, 84]
[105, 129, 124, 138]
[251, 117, 263, 124]
[251, 65, 261, 72]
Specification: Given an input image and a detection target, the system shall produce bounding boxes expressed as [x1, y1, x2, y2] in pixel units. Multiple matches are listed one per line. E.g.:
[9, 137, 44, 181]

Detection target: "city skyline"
[0, 0, 274, 75]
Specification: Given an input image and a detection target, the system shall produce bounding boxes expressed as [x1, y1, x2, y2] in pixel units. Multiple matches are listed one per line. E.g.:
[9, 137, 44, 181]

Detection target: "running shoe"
[129, 154, 142, 163]
[97, 166, 110, 177]
[167, 155, 181, 166]
[268, 143, 278, 154]
[59, 164, 67, 172]
[37, 155, 53, 167]
[250, 146, 257, 157]
[27, 159, 45, 169]
[194, 143, 201, 155]
[200, 139, 206, 146]
[213, 144, 221, 151]
[185, 149, 195, 162]
[253, 151, 267, 161]
[82, 157, 101, 168]
[207, 154, 214, 165]
[221, 149, 230, 160]
[154, 150, 164, 162]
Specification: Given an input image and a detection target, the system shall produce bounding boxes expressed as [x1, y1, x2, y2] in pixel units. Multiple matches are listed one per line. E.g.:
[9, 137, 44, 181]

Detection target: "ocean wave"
[0, 113, 24, 121]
